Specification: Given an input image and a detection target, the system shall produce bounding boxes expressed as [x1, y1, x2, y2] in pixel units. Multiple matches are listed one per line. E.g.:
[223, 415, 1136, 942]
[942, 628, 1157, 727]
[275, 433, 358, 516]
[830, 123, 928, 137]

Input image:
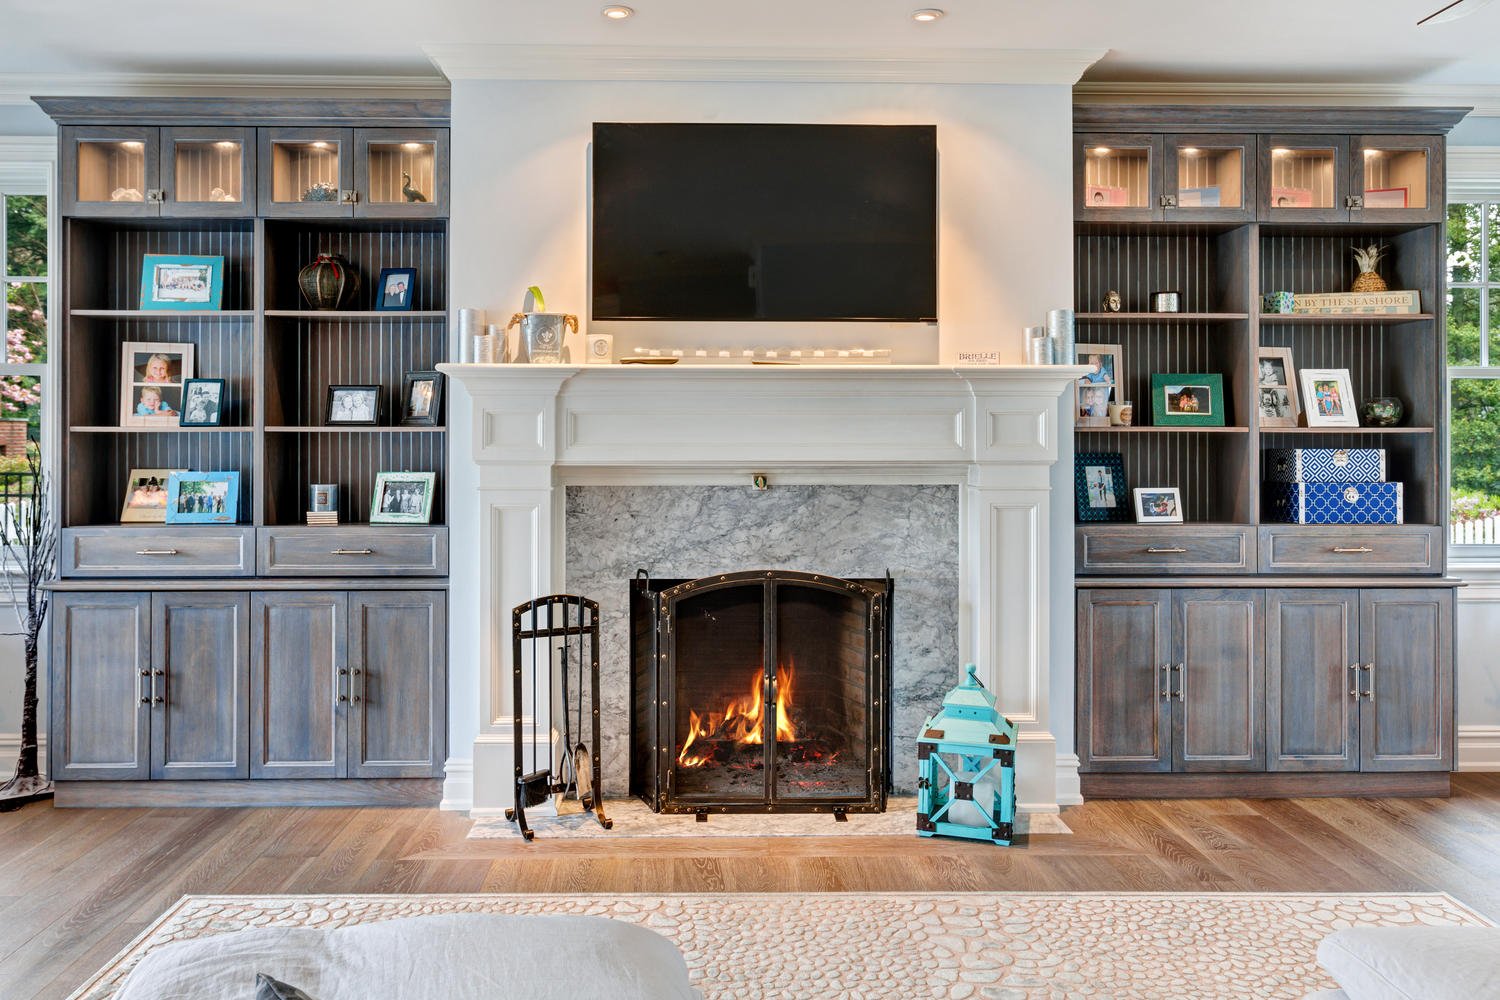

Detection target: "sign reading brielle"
[957, 351, 1002, 365]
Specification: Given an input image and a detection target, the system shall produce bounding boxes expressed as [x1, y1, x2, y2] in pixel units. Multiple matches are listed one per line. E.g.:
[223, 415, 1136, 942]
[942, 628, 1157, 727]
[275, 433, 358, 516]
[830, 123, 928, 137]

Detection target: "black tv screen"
[591, 123, 937, 322]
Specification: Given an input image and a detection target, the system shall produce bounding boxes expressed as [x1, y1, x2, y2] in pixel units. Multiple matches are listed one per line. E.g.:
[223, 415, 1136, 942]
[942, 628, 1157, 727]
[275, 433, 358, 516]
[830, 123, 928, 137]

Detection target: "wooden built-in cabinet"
[1073, 105, 1465, 798]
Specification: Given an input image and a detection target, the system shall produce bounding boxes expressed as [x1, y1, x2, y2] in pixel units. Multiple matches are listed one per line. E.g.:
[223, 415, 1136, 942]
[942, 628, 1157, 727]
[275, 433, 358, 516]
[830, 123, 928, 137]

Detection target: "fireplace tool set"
[505, 594, 612, 841]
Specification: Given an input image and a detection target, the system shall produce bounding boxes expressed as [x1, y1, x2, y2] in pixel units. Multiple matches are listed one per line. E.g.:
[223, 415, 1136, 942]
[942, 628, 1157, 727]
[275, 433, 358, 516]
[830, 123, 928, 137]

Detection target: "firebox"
[630, 570, 892, 817]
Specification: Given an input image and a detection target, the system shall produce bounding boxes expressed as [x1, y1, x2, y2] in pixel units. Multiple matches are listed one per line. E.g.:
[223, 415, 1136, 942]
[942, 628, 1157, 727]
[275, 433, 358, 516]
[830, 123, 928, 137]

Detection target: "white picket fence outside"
[1452, 514, 1500, 545]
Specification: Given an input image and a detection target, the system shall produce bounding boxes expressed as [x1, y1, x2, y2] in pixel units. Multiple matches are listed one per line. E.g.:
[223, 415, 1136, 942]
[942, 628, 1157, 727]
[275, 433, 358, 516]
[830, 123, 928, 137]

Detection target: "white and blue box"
[1264, 448, 1387, 484]
[1265, 481, 1404, 525]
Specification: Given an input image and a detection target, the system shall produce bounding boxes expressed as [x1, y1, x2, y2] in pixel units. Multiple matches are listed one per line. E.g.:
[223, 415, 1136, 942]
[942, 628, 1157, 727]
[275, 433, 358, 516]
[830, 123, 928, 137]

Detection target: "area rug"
[70, 891, 1490, 1000]
[468, 795, 1071, 839]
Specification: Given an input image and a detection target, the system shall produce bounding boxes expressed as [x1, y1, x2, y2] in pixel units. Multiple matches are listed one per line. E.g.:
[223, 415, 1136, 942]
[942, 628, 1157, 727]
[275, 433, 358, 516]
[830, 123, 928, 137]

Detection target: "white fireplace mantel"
[438, 362, 1087, 814]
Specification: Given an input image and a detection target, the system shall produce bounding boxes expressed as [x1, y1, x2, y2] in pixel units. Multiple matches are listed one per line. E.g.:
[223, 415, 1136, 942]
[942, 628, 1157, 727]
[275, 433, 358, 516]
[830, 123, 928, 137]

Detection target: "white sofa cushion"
[115, 912, 701, 1000]
[1317, 927, 1500, 1000]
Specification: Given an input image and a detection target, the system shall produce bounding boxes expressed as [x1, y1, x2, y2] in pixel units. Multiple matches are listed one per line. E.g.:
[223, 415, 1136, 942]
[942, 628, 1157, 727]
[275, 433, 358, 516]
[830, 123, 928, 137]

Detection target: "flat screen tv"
[591, 123, 937, 322]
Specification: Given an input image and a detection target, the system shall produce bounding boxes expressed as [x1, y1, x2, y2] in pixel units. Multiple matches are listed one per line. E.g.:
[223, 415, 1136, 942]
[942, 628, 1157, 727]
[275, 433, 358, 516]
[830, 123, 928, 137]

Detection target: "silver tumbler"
[308, 484, 338, 512]
[1046, 308, 1075, 365]
[457, 308, 484, 363]
[1024, 325, 1053, 365]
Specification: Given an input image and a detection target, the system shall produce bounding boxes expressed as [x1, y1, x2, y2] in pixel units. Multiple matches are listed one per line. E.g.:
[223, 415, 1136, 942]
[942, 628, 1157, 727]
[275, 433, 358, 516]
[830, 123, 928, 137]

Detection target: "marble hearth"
[438, 363, 1087, 815]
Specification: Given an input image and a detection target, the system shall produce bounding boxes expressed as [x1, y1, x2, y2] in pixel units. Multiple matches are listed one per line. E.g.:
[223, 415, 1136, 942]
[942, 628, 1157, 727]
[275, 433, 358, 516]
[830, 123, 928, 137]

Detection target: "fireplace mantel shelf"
[440, 362, 1090, 380]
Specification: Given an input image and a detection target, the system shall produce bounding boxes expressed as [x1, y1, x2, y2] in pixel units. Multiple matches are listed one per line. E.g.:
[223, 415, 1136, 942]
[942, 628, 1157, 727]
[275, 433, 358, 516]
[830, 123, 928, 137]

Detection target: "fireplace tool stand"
[505, 594, 612, 841]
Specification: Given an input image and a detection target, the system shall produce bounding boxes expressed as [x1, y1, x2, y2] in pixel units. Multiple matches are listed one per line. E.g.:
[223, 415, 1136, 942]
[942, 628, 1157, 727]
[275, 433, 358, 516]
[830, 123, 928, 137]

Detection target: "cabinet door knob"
[340, 189, 360, 204]
[146, 189, 165, 203]
[338, 694, 349, 703]
[1160, 194, 1178, 209]
[153, 696, 164, 705]
[1347, 194, 1364, 210]
[339, 668, 349, 676]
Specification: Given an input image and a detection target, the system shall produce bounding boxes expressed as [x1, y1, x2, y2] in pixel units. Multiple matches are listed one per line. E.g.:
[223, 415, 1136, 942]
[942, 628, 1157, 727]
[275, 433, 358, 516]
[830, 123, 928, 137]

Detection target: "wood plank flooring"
[4, 774, 1500, 1000]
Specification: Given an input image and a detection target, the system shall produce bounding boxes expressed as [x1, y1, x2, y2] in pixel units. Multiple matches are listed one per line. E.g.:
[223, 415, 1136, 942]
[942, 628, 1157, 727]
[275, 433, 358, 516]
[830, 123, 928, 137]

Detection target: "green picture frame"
[1150, 373, 1226, 427]
[369, 471, 436, 525]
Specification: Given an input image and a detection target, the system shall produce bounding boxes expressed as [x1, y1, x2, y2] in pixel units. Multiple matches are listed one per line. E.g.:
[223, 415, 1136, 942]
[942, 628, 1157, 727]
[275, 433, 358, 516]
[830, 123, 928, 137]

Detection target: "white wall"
[444, 78, 1078, 800]
[1457, 576, 1500, 770]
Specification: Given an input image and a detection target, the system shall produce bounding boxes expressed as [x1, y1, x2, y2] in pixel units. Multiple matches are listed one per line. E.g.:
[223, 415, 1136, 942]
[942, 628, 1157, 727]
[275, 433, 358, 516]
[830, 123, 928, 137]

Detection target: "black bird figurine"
[401, 171, 427, 203]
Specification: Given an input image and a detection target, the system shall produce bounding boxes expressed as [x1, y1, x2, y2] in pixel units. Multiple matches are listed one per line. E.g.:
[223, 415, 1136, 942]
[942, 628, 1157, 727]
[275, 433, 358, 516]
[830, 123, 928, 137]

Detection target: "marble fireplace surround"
[438, 363, 1088, 815]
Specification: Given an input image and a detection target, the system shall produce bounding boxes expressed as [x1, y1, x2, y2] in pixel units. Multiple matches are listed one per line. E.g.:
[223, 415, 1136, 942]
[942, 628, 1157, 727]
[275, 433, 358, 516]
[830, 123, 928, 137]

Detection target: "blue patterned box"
[1264, 448, 1387, 483]
[1262, 291, 1296, 314]
[1265, 481, 1404, 524]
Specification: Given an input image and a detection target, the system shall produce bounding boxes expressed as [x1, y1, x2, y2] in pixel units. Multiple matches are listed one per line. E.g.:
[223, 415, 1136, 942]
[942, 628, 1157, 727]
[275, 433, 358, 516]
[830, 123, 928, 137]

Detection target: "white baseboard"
[1458, 726, 1500, 772]
[1054, 752, 1083, 806]
[0, 733, 46, 780]
[439, 757, 474, 812]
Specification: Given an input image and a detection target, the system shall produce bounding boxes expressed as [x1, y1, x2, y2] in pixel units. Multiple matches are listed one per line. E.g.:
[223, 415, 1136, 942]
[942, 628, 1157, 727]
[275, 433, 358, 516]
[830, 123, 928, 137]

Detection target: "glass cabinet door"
[61, 126, 160, 217]
[1162, 135, 1255, 222]
[1259, 136, 1350, 222]
[257, 127, 355, 217]
[1351, 136, 1443, 223]
[161, 127, 254, 218]
[1076, 134, 1160, 221]
[353, 128, 448, 218]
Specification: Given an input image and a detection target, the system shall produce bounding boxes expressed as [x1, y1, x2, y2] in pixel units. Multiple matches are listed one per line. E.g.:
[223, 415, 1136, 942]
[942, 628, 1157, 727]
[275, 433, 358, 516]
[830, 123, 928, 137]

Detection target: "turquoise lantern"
[916, 663, 1018, 845]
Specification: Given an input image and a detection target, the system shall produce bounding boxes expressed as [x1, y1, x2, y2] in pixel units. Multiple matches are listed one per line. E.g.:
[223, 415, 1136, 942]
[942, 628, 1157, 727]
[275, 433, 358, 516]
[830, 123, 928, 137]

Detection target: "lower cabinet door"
[151, 593, 250, 779]
[250, 592, 348, 778]
[1077, 589, 1172, 771]
[1266, 589, 1360, 772]
[49, 593, 152, 780]
[1359, 589, 1454, 772]
[348, 591, 446, 778]
[1172, 590, 1265, 771]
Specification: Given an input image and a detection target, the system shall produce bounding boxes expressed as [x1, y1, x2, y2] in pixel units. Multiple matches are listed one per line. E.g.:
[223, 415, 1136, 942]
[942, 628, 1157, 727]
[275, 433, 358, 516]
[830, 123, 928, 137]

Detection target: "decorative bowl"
[1360, 396, 1404, 427]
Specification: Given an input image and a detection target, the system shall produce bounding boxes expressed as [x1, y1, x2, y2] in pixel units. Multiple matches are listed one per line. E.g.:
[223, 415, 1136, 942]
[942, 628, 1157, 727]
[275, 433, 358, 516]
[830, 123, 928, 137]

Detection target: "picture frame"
[1364, 187, 1409, 210]
[1300, 367, 1360, 427]
[1270, 187, 1314, 209]
[400, 370, 444, 426]
[1085, 185, 1129, 208]
[375, 267, 417, 312]
[369, 471, 436, 525]
[1075, 343, 1121, 427]
[1075, 452, 1130, 523]
[326, 384, 382, 426]
[1255, 347, 1300, 428]
[164, 471, 240, 525]
[1150, 373, 1226, 427]
[119, 341, 194, 428]
[179, 378, 226, 427]
[139, 253, 223, 311]
[120, 468, 183, 523]
[1133, 487, 1184, 524]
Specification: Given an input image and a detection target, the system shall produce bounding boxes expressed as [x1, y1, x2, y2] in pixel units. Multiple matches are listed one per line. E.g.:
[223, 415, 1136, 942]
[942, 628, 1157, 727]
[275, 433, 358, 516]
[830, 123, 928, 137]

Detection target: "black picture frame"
[1075, 452, 1130, 522]
[178, 378, 226, 427]
[400, 370, 444, 426]
[375, 266, 416, 312]
[325, 384, 382, 426]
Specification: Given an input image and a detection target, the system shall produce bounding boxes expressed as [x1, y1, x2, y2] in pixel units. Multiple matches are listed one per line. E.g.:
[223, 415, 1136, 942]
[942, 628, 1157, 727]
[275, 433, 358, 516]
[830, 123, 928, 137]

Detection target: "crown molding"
[0, 71, 449, 107]
[1074, 80, 1500, 117]
[425, 44, 1107, 86]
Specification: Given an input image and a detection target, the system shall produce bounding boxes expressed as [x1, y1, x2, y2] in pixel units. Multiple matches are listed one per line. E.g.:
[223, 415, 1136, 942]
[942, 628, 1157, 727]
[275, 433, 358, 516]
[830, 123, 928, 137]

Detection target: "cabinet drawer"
[1258, 526, 1442, 575]
[1077, 525, 1254, 575]
[259, 526, 447, 577]
[61, 527, 254, 578]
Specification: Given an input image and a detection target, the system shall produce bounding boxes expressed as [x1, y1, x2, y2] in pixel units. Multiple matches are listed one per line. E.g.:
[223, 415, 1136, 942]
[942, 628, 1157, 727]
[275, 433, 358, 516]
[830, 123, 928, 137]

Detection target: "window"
[0, 142, 54, 516]
[1448, 200, 1500, 550]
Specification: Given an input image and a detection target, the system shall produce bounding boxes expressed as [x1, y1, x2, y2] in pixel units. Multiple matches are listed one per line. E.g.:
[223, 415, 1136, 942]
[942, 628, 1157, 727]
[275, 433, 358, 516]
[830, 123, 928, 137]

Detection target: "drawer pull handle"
[135, 548, 180, 556]
[1146, 546, 1187, 554]
[331, 548, 374, 556]
[1332, 546, 1374, 554]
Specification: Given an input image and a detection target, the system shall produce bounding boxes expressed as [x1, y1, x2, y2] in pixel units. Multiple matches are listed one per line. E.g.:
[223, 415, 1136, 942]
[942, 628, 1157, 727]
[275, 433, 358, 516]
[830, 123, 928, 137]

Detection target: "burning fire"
[677, 661, 797, 768]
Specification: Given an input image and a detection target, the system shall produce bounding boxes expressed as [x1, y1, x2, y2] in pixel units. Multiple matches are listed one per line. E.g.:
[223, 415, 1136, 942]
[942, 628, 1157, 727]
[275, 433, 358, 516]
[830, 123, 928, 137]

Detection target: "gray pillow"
[255, 973, 316, 1000]
[1317, 927, 1500, 1000]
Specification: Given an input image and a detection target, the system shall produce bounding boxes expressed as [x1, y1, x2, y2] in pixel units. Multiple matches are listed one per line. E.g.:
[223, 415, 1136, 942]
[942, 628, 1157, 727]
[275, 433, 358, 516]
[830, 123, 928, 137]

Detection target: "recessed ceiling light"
[1271, 147, 1291, 157]
[311, 141, 330, 149]
[120, 141, 144, 151]
[1181, 147, 1201, 156]
[1091, 146, 1111, 156]
[602, 5, 634, 18]
[403, 142, 426, 151]
[911, 8, 945, 22]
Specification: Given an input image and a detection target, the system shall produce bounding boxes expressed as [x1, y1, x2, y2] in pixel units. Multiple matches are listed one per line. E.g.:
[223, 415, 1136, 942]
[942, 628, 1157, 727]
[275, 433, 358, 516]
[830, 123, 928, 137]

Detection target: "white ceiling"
[2, 0, 1499, 91]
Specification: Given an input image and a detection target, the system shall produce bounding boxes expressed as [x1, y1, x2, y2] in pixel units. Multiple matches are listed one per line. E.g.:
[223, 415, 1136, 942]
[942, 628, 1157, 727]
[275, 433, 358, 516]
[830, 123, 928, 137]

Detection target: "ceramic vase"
[298, 253, 359, 311]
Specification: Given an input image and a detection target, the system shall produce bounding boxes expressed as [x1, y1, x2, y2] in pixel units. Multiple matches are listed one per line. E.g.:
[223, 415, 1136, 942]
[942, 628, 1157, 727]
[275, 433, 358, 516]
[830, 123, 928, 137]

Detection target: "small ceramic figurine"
[1102, 289, 1123, 313]
[402, 172, 428, 203]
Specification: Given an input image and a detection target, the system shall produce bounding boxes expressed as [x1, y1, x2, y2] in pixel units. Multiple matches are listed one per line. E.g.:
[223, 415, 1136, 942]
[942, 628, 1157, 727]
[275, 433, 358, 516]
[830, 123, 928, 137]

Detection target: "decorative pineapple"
[1351, 244, 1388, 293]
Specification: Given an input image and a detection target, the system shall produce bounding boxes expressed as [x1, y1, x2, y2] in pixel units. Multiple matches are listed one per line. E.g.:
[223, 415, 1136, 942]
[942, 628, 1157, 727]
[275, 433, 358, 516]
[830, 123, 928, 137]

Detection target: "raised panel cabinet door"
[1076, 589, 1171, 772]
[1266, 589, 1360, 772]
[1359, 589, 1454, 772]
[1172, 590, 1265, 771]
[348, 591, 447, 778]
[48, 593, 151, 780]
[150, 593, 250, 780]
[250, 592, 348, 778]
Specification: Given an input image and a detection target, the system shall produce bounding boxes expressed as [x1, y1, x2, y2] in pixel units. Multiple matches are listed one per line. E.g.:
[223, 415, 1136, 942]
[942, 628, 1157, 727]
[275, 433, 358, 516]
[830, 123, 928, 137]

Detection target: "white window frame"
[1447, 148, 1500, 566]
[0, 138, 57, 474]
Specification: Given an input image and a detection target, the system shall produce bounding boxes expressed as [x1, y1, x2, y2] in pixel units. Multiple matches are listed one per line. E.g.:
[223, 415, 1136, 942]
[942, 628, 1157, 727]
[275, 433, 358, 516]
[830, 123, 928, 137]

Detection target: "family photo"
[377, 267, 416, 311]
[370, 471, 435, 524]
[1164, 384, 1211, 415]
[1134, 487, 1184, 524]
[1260, 386, 1294, 420]
[327, 385, 381, 425]
[1084, 465, 1118, 509]
[180, 379, 225, 426]
[120, 341, 194, 426]
[119, 468, 181, 523]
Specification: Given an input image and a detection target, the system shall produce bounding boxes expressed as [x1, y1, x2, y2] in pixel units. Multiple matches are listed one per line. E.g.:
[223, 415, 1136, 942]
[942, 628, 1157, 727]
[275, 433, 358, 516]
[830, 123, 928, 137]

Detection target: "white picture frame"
[1075, 342, 1121, 427]
[119, 341, 195, 428]
[1299, 367, 1360, 427]
[1133, 487, 1184, 524]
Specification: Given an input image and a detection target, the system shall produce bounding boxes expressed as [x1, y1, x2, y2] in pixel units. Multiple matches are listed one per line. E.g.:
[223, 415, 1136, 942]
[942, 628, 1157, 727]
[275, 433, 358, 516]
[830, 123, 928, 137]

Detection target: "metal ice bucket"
[507, 312, 579, 364]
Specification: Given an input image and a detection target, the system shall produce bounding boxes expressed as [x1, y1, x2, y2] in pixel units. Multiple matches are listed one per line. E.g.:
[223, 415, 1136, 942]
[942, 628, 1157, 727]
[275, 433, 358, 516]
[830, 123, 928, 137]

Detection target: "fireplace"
[630, 570, 892, 816]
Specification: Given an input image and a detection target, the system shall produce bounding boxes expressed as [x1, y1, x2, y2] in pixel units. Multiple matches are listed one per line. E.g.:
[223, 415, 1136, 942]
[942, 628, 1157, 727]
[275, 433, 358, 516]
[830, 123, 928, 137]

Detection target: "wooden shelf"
[1076, 312, 1249, 324]
[1259, 313, 1434, 325]
[1077, 425, 1251, 434]
[70, 425, 253, 434]
[1261, 426, 1436, 435]
[264, 310, 447, 320]
[265, 426, 446, 433]
[70, 309, 254, 319]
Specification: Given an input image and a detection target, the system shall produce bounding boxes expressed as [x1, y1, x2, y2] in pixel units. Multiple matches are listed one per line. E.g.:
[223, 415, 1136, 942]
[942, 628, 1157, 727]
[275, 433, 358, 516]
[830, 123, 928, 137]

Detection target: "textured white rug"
[71, 892, 1491, 1000]
[469, 795, 1071, 839]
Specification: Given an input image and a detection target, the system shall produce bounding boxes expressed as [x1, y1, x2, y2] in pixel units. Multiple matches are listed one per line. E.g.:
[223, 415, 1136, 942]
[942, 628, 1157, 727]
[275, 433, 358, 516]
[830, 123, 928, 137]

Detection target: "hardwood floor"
[4, 775, 1500, 999]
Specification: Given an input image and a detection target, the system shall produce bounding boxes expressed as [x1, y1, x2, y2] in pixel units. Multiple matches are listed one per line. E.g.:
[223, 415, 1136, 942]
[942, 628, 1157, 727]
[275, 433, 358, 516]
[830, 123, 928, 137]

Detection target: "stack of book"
[306, 510, 338, 526]
[1263, 448, 1404, 525]
[1264, 290, 1422, 315]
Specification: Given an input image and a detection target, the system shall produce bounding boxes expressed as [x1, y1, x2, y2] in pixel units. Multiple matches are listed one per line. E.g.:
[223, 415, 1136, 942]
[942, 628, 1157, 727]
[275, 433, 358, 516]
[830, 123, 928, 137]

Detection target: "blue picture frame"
[375, 267, 417, 311]
[1075, 452, 1130, 523]
[139, 254, 225, 311]
[164, 471, 240, 525]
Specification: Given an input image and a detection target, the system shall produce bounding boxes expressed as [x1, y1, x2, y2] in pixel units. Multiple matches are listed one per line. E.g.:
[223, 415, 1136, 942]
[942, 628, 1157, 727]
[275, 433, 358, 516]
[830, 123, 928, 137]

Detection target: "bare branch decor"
[1, 451, 58, 810]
